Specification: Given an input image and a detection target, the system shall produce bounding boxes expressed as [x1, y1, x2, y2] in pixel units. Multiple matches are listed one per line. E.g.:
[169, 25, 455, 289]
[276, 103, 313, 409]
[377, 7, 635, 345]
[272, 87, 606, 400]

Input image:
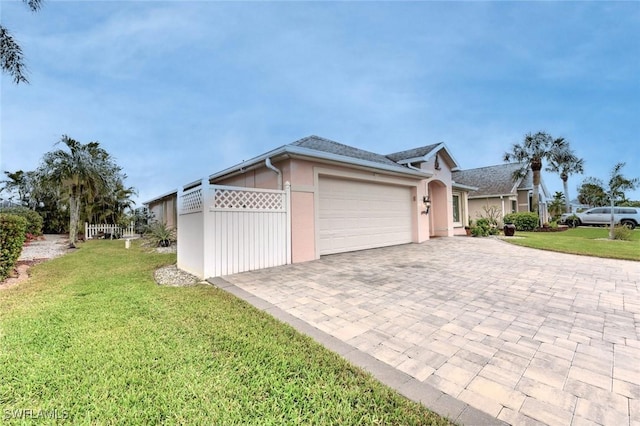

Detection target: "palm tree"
[87, 179, 137, 225]
[504, 131, 568, 220]
[604, 162, 639, 239]
[546, 148, 584, 213]
[548, 191, 566, 221]
[36, 135, 121, 247]
[1, 0, 43, 84]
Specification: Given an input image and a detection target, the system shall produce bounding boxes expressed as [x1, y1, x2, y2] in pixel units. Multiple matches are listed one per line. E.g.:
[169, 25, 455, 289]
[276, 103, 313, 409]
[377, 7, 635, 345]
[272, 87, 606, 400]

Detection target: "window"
[511, 200, 517, 213]
[452, 193, 461, 224]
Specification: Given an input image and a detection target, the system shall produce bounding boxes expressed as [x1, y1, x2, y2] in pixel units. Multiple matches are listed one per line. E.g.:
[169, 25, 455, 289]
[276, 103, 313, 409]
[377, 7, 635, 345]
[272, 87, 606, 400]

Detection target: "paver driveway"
[221, 237, 640, 425]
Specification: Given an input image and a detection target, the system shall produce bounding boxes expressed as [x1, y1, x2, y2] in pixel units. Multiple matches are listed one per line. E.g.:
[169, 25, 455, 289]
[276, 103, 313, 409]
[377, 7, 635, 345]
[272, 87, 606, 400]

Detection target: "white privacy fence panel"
[85, 222, 136, 239]
[177, 184, 206, 277]
[178, 179, 291, 279]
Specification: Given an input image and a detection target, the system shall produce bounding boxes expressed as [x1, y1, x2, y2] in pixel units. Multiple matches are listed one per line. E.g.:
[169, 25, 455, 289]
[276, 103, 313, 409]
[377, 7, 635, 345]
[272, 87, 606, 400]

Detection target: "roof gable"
[387, 142, 461, 171]
[452, 163, 530, 197]
[386, 144, 441, 162]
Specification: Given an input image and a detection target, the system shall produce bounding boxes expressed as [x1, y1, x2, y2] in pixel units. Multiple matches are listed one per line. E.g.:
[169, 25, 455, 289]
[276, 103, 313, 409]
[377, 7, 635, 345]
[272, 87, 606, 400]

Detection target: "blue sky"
[1, 1, 639, 205]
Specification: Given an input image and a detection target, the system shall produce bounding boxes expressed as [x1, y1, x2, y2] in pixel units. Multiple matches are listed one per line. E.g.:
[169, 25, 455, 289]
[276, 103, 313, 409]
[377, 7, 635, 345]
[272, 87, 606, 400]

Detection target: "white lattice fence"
[177, 180, 291, 279]
[181, 187, 204, 214]
[213, 187, 286, 211]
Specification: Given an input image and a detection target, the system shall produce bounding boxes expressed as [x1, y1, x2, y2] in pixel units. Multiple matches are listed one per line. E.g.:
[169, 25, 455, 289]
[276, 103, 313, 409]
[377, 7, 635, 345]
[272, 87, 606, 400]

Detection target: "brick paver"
[222, 237, 640, 425]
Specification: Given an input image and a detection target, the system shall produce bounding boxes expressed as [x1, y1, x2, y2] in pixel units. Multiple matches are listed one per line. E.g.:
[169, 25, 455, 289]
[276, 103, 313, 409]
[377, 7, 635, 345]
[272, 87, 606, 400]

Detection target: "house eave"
[468, 193, 517, 199]
[452, 182, 479, 191]
[209, 145, 433, 183]
[143, 189, 178, 206]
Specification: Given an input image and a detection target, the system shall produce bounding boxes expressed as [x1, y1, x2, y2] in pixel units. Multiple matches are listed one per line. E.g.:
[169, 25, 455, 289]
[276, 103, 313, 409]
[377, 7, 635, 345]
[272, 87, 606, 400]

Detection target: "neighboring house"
[569, 199, 591, 213]
[452, 163, 551, 224]
[144, 189, 178, 230]
[145, 135, 477, 276]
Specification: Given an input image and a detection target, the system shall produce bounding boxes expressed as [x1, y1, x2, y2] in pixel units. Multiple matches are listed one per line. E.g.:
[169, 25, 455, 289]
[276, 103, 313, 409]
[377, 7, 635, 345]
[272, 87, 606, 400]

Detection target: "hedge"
[0, 214, 28, 281]
[0, 206, 43, 236]
[503, 212, 539, 231]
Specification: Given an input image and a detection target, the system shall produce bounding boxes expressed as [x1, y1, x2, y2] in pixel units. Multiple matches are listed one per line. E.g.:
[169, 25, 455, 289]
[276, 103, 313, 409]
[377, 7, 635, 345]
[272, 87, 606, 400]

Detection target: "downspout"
[265, 157, 283, 190]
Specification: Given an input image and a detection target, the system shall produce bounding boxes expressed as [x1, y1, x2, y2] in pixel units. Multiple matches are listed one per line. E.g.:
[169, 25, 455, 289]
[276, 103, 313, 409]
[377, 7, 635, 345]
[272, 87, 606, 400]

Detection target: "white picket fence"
[178, 179, 291, 279]
[84, 222, 136, 239]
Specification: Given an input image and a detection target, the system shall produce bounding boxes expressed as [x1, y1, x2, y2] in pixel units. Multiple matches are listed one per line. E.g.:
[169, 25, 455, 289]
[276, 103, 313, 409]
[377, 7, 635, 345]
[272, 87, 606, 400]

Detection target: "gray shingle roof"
[386, 144, 441, 162]
[452, 163, 532, 197]
[290, 135, 401, 167]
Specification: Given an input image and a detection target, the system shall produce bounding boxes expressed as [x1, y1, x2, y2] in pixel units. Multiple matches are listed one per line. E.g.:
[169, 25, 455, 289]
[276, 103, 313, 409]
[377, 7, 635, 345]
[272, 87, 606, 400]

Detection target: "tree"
[577, 178, 607, 207]
[35, 135, 123, 247]
[546, 148, 584, 213]
[604, 163, 639, 239]
[548, 191, 565, 221]
[1, 170, 34, 206]
[504, 131, 568, 221]
[87, 179, 137, 225]
[0, 0, 42, 84]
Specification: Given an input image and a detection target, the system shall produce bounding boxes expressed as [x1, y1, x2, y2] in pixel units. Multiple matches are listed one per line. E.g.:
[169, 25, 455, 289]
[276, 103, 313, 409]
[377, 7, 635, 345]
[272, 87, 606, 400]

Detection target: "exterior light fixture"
[422, 196, 431, 214]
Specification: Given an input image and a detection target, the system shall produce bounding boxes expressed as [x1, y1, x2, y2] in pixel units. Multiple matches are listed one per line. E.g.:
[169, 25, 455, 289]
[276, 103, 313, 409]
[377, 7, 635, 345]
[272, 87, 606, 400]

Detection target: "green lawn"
[502, 227, 640, 261]
[0, 241, 450, 425]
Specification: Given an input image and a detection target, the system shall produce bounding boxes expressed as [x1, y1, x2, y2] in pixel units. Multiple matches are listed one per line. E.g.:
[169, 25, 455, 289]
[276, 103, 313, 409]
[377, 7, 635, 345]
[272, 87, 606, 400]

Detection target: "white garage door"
[319, 177, 413, 255]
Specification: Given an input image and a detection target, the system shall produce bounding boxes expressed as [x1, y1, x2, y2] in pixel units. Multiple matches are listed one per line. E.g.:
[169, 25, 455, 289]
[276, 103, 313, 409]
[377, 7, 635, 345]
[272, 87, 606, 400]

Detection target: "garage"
[318, 177, 413, 255]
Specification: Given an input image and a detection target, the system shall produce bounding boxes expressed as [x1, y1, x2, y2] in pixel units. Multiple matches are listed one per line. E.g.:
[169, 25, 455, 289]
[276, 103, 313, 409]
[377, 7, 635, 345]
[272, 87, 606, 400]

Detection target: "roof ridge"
[386, 142, 442, 157]
[291, 135, 387, 157]
[453, 162, 526, 173]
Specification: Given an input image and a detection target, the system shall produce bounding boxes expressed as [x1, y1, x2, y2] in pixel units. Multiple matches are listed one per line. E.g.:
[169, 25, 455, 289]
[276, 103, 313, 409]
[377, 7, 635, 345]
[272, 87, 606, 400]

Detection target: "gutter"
[142, 189, 178, 206]
[209, 145, 432, 182]
[451, 181, 479, 191]
[406, 162, 422, 172]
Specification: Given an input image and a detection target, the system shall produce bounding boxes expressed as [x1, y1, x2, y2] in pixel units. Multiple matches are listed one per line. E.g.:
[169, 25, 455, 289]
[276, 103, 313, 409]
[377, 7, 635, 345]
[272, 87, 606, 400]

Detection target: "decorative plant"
[471, 218, 499, 237]
[145, 222, 175, 247]
[612, 225, 633, 241]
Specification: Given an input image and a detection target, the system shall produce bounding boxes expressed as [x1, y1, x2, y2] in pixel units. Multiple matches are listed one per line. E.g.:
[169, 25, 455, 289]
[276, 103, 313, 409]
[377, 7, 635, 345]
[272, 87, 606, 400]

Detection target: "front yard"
[0, 241, 449, 425]
[502, 227, 640, 261]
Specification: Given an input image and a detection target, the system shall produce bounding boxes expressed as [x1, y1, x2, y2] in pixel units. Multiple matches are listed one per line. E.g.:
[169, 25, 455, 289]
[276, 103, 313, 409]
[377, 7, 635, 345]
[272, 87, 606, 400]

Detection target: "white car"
[561, 207, 640, 229]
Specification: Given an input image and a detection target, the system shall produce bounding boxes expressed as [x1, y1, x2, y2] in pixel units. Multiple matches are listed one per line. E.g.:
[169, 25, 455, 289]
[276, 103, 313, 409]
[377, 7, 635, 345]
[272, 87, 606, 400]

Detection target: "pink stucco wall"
[291, 192, 315, 263]
[212, 151, 468, 261]
[421, 155, 455, 237]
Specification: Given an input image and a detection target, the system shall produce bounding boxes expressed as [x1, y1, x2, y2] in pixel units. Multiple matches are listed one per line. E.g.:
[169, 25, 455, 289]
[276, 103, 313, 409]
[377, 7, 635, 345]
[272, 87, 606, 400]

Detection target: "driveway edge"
[208, 277, 506, 426]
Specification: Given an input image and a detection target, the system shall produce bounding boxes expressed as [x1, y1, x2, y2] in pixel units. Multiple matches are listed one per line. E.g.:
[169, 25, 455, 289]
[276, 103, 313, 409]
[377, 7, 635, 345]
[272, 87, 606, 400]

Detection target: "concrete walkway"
[214, 237, 640, 425]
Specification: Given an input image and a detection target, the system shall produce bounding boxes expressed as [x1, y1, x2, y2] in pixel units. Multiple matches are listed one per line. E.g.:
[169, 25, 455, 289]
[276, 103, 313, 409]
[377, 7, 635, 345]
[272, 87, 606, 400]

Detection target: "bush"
[0, 206, 44, 236]
[471, 218, 500, 237]
[144, 222, 176, 247]
[612, 225, 633, 241]
[0, 214, 28, 281]
[503, 212, 539, 231]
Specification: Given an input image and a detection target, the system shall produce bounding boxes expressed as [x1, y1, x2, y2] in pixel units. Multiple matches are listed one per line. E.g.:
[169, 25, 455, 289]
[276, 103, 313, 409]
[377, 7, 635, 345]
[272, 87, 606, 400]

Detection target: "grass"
[0, 240, 451, 425]
[502, 227, 640, 261]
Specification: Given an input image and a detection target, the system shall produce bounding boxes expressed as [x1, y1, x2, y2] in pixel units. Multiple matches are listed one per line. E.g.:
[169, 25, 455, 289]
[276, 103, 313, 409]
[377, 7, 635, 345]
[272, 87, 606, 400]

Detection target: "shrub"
[471, 218, 499, 237]
[144, 222, 176, 247]
[479, 205, 502, 227]
[0, 214, 28, 281]
[612, 225, 633, 241]
[0, 206, 44, 236]
[503, 212, 539, 231]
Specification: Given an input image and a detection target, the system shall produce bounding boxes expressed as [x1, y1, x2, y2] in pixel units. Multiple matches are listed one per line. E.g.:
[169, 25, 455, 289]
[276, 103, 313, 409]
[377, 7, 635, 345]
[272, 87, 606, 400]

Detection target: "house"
[144, 189, 177, 230]
[207, 135, 475, 264]
[145, 135, 478, 277]
[452, 163, 551, 223]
